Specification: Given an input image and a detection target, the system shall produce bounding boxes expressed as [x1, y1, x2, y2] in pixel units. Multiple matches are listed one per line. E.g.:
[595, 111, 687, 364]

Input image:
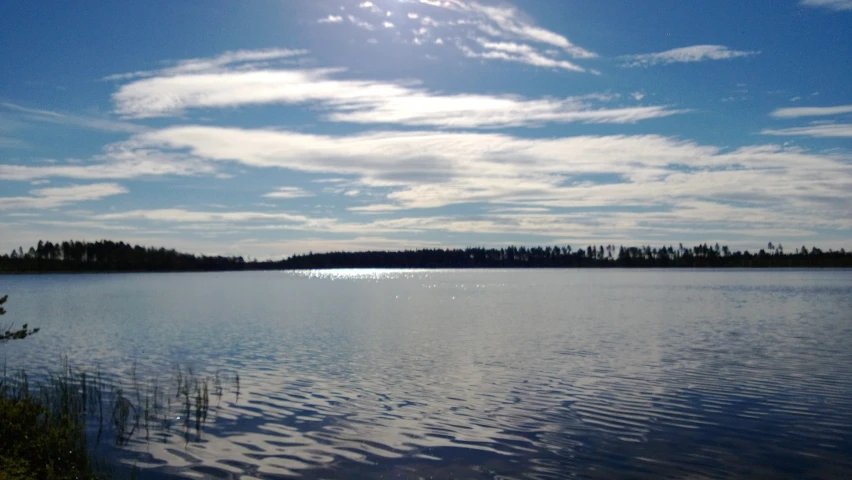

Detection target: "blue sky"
[1, 0, 850, 258]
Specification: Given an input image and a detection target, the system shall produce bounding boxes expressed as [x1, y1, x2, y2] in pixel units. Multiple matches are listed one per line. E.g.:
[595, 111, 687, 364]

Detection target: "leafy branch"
[0, 295, 39, 342]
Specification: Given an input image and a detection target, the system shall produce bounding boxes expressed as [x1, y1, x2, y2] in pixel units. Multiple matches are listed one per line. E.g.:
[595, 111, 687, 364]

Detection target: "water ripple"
[1, 269, 851, 478]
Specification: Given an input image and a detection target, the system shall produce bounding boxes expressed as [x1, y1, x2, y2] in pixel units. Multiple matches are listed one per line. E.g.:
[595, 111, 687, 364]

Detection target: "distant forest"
[0, 240, 850, 273]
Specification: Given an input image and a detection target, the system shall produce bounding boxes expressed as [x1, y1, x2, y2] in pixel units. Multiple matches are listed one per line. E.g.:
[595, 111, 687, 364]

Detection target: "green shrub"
[0, 395, 99, 479]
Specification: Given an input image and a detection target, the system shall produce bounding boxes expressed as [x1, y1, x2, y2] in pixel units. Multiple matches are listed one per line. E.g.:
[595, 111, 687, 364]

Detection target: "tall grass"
[0, 359, 240, 478]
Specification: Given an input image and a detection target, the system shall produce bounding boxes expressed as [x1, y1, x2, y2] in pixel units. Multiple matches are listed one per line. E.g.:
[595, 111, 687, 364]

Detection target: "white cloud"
[358, 0, 384, 13]
[111, 125, 851, 236]
[0, 145, 216, 181]
[8, 36, 847, 251]
[262, 187, 314, 199]
[383, 21, 395, 28]
[347, 15, 375, 30]
[102, 48, 307, 81]
[312, 178, 348, 183]
[0, 136, 25, 148]
[244, 236, 445, 258]
[466, 3, 596, 59]
[129, 126, 683, 183]
[110, 58, 682, 125]
[621, 45, 759, 67]
[762, 124, 852, 137]
[0, 183, 127, 210]
[0, 102, 146, 133]
[800, 0, 852, 10]
[318, 15, 343, 23]
[325, 91, 683, 127]
[463, 38, 585, 72]
[489, 206, 550, 213]
[95, 208, 308, 224]
[112, 68, 342, 118]
[24, 219, 139, 232]
[770, 104, 852, 118]
[343, 1, 597, 72]
[20, 123, 845, 252]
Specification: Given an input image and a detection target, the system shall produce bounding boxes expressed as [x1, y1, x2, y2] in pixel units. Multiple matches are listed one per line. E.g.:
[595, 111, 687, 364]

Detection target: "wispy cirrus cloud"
[109, 51, 680, 125]
[322, 0, 595, 72]
[461, 2, 596, 59]
[77, 203, 849, 254]
[96, 209, 308, 224]
[766, 105, 852, 138]
[762, 124, 852, 137]
[262, 187, 315, 199]
[800, 0, 852, 10]
[0, 145, 216, 181]
[408, 0, 595, 56]
[770, 104, 852, 118]
[0, 183, 127, 210]
[324, 90, 683, 127]
[111, 125, 851, 230]
[347, 15, 376, 31]
[621, 45, 759, 67]
[16, 120, 843, 255]
[101, 48, 307, 81]
[3, 8, 851, 257]
[0, 137, 26, 149]
[317, 15, 343, 23]
[457, 38, 586, 72]
[359, 1, 382, 13]
[0, 102, 146, 133]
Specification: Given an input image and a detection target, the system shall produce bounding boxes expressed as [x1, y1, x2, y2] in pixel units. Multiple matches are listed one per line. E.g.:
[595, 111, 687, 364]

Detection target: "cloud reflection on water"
[1, 270, 850, 478]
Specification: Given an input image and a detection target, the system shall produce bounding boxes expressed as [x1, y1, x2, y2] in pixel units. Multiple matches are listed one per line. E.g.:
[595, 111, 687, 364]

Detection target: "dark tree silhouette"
[0, 239, 850, 273]
[0, 295, 39, 342]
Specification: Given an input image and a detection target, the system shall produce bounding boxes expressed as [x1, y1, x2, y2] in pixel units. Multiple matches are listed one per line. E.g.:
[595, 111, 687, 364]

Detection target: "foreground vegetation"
[1, 296, 239, 478]
[0, 363, 238, 479]
[1, 370, 101, 479]
[1, 295, 39, 342]
[0, 239, 850, 273]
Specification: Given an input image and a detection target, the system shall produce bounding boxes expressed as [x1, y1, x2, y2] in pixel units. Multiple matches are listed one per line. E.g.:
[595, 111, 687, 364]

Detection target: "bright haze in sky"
[1, 0, 850, 258]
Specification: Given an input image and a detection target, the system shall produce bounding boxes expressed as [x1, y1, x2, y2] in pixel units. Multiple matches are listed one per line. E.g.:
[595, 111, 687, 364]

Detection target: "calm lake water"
[2, 269, 851, 479]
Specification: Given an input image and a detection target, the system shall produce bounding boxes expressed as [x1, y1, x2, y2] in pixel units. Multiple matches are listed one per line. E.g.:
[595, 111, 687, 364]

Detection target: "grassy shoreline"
[0, 361, 239, 479]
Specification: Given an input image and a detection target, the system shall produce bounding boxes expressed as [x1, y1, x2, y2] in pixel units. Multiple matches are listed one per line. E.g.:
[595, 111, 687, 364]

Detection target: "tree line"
[1, 240, 246, 273]
[0, 239, 850, 273]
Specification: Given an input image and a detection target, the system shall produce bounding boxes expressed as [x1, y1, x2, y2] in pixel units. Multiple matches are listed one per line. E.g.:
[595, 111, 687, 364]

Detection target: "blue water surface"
[1, 269, 851, 479]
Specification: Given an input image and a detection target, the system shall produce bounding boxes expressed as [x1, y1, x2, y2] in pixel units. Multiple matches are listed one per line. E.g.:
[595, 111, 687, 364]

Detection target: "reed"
[0, 359, 240, 478]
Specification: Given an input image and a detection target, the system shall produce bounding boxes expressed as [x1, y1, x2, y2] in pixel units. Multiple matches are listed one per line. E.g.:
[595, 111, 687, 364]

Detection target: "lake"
[1, 269, 851, 479]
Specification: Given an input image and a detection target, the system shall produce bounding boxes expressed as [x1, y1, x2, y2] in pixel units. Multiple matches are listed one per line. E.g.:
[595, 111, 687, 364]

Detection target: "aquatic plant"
[0, 365, 100, 479]
[1, 360, 240, 477]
